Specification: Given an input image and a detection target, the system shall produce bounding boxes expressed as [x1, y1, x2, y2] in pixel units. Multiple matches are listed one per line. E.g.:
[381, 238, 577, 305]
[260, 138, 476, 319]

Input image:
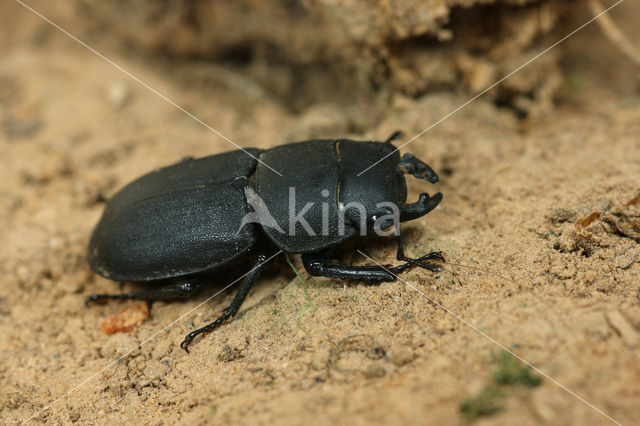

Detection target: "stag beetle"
[87, 132, 444, 352]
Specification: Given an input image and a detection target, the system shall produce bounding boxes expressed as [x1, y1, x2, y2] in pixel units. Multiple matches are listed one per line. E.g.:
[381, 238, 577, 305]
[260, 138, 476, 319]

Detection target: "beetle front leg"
[395, 225, 444, 272]
[400, 192, 443, 222]
[180, 253, 267, 353]
[302, 251, 396, 282]
[302, 251, 439, 283]
[86, 278, 202, 305]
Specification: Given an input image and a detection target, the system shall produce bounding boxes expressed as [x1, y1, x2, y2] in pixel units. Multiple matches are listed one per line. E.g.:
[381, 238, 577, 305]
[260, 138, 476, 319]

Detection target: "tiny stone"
[16, 265, 30, 284]
[389, 347, 415, 366]
[4, 118, 42, 139]
[108, 82, 131, 108]
[364, 366, 386, 378]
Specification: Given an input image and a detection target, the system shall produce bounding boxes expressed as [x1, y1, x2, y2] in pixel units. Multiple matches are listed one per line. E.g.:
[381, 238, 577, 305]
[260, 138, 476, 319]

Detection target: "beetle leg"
[399, 153, 440, 183]
[384, 130, 405, 144]
[303, 226, 444, 282]
[303, 250, 440, 283]
[303, 251, 396, 282]
[394, 224, 444, 272]
[180, 253, 267, 353]
[86, 278, 202, 305]
[400, 192, 443, 222]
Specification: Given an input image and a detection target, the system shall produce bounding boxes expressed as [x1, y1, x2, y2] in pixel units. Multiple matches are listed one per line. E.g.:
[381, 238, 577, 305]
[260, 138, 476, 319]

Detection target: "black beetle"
[87, 132, 444, 352]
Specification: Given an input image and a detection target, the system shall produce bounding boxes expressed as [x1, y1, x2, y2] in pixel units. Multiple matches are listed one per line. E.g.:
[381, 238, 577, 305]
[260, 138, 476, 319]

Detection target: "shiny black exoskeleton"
[87, 132, 444, 351]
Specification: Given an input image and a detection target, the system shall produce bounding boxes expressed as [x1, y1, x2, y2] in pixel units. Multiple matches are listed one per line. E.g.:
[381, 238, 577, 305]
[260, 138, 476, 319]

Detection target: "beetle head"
[396, 151, 443, 222]
[339, 147, 442, 236]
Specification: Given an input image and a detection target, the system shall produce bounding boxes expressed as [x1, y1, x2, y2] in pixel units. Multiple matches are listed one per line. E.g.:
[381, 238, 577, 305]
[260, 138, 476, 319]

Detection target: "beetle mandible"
[87, 132, 444, 352]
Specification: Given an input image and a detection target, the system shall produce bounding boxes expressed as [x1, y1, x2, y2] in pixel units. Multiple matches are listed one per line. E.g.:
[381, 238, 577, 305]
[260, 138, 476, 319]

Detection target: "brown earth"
[1, 1, 639, 425]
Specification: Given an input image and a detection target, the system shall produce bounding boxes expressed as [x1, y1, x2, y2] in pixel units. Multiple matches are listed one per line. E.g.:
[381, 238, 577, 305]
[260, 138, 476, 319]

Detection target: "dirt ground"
[1, 1, 640, 425]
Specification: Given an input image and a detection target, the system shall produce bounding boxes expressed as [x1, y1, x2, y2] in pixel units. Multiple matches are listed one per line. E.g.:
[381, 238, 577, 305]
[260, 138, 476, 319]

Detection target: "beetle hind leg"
[86, 278, 202, 305]
[180, 253, 267, 353]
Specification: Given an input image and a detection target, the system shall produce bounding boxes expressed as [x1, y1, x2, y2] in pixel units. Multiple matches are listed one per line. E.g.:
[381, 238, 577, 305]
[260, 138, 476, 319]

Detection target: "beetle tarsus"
[397, 251, 445, 272]
[406, 258, 443, 272]
[394, 224, 445, 271]
[180, 311, 232, 353]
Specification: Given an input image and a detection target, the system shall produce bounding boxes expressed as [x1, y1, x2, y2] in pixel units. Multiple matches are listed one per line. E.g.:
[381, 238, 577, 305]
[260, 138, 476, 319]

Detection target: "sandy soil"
[1, 1, 640, 425]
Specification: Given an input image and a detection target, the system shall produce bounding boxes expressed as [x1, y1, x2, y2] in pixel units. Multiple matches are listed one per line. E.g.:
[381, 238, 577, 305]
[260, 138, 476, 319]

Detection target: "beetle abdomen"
[88, 149, 261, 281]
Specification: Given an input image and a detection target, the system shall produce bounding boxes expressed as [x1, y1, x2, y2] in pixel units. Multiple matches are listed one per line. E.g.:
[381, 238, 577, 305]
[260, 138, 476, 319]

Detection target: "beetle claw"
[414, 261, 442, 272]
[180, 338, 192, 354]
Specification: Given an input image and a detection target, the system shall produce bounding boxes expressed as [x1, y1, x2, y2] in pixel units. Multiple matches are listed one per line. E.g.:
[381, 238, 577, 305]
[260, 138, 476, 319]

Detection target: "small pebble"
[107, 82, 131, 108]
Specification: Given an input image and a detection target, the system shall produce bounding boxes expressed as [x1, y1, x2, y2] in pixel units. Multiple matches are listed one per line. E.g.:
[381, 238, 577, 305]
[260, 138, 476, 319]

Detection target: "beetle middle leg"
[86, 278, 202, 305]
[180, 253, 267, 353]
[302, 248, 442, 284]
